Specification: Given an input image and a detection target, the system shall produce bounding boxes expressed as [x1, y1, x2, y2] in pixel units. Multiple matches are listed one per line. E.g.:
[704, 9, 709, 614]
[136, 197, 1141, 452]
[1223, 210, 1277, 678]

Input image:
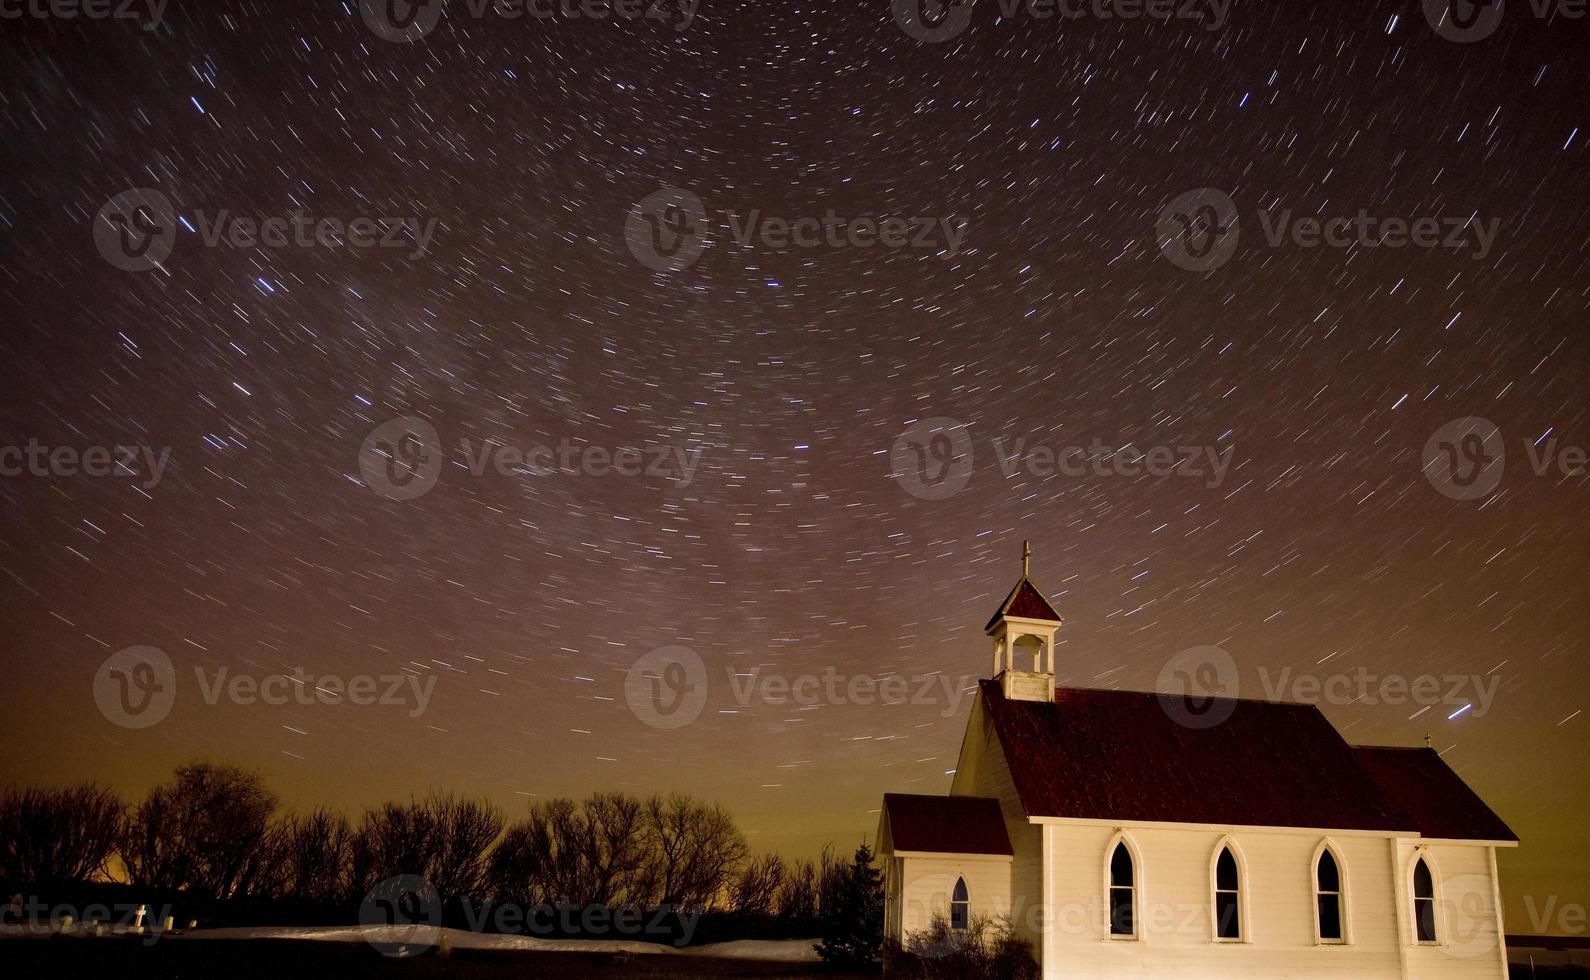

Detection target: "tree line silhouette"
[1, 761, 873, 943]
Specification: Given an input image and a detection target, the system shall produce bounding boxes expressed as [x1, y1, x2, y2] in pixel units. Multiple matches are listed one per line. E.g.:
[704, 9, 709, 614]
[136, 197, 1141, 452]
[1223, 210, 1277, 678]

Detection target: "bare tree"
[427, 794, 504, 901]
[488, 793, 647, 907]
[0, 784, 124, 888]
[731, 852, 786, 916]
[121, 763, 279, 899]
[582, 792, 647, 905]
[352, 793, 502, 904]
[639, 793, 748, 909]
[776, 857, 818, 924]
[277, 808, 354, 902]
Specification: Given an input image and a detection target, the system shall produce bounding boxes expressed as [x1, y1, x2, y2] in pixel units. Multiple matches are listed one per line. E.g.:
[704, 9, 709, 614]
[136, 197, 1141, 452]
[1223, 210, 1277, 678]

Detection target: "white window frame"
[1209, 836, 1249, 944]
[1104, 831, 1142, 942]
[1311, 839, 1350, 946]
[950, 876, 970, 932]
[1410, 852, 1441, 947]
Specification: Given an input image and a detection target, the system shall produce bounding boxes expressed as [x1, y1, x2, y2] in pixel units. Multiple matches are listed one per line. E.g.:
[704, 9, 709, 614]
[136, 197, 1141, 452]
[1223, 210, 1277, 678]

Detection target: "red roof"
[883, 794, 1013, 856]
[977, 681, 1508, 839]
[984, 578, 1063, 631]
[1353, 746, 1517, 842]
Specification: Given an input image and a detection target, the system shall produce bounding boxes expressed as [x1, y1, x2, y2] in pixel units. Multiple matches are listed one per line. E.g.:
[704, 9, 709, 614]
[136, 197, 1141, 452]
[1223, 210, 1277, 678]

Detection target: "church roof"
[984, 578, 1063, 631]
[1352, 746, 1517, 842]
[979, 681, 1516, 841]
[883, 793, 1013, 856]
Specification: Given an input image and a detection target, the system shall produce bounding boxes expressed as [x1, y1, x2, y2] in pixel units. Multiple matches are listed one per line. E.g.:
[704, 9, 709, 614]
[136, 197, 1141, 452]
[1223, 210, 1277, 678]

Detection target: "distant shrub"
[885, 914, 1038, 980]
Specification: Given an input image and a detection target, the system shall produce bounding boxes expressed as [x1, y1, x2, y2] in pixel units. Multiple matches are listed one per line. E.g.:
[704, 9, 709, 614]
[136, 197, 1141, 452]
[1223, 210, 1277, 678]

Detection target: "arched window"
[1109, 842, 1136, 937]
[1214, 846, 1242, 941]
[1413, 858, 1437, 943]
[1315, 848, 1345, 943]
[950, 877, 969, 931]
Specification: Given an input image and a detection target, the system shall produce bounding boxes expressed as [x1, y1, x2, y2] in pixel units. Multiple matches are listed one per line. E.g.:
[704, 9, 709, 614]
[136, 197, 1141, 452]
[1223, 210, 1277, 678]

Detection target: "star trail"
[0, 0, 1585, 934]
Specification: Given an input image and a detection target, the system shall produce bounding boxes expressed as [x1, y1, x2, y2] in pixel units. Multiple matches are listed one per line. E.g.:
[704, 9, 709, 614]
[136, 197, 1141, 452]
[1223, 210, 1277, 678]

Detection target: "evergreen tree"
[815, 842, 883, 967]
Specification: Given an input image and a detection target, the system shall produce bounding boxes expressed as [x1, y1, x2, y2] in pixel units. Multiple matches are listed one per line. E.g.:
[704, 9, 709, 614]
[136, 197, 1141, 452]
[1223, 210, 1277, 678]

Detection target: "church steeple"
[987, 540, 1062, 702]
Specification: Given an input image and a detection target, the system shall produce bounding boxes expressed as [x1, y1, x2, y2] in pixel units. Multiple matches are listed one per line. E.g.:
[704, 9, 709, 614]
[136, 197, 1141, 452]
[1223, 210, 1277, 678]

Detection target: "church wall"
[951, 691, 1046, 954]
[892, 854, 1013, 940]
[1031, 821, 1504, 980]
[1398, 840, 1509, 980]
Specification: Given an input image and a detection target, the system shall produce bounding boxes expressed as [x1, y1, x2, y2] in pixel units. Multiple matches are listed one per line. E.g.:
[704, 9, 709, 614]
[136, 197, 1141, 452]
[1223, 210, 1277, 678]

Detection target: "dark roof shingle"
[1353, 746, 1517, 842]
[981, 681, 1421, 833]
[883, 794, 1013, 856]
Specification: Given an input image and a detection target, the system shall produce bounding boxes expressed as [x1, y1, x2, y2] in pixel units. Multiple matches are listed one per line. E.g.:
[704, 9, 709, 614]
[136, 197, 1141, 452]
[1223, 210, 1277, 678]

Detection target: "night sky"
[1, 0, 1586, 933]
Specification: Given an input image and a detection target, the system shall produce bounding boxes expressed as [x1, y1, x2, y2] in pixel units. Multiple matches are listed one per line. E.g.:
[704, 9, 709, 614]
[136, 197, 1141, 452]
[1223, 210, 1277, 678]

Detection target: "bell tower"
[986, 541, 1062, 702]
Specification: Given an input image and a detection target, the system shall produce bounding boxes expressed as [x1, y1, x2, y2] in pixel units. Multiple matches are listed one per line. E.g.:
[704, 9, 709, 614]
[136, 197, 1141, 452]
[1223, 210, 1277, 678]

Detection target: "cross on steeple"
[1022, 540, 1031, 577]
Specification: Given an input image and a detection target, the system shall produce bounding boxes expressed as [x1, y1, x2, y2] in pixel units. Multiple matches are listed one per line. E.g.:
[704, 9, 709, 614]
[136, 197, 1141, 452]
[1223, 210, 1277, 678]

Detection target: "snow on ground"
[181, 925, 822, 961]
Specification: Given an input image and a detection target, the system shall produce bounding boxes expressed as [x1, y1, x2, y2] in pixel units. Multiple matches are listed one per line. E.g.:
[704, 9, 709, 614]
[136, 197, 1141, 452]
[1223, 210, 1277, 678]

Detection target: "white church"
[878, 547, 1517, 979]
